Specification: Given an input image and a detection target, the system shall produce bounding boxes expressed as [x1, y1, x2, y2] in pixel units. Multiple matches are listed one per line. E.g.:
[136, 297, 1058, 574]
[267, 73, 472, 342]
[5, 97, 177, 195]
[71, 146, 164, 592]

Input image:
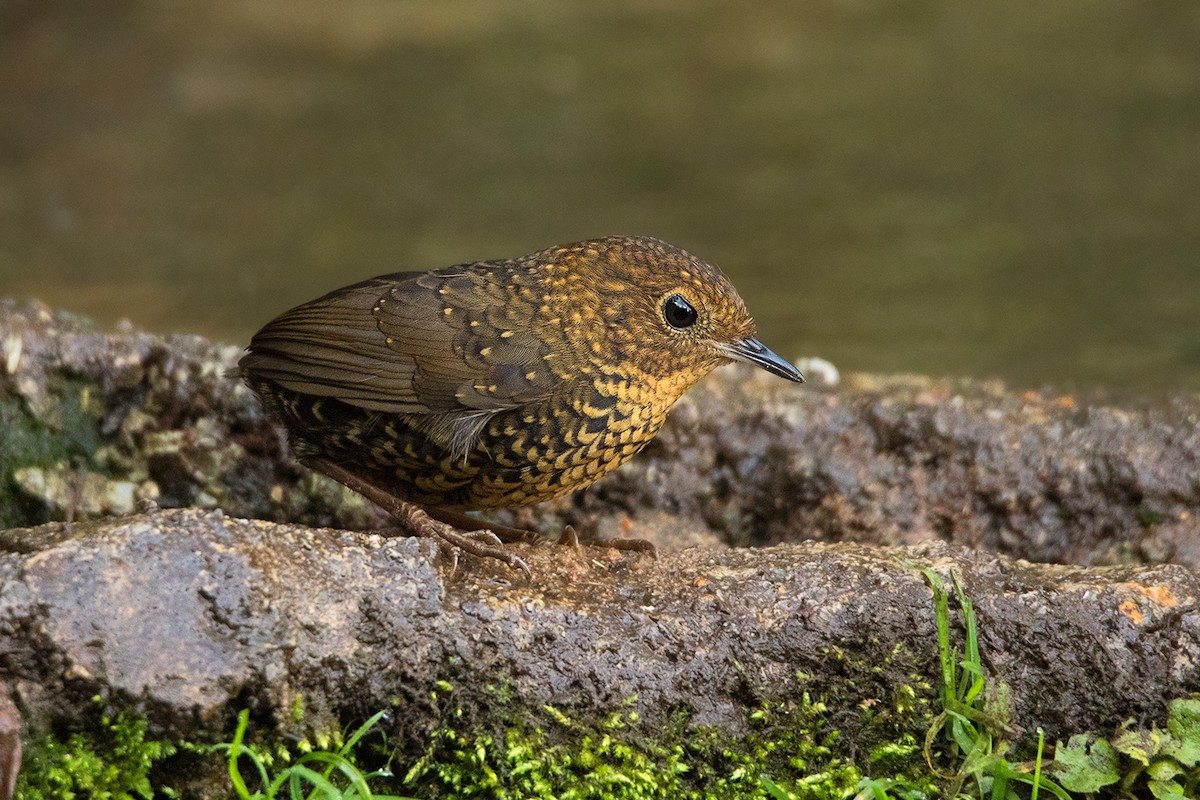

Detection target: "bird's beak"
[718, 337, 805, 383]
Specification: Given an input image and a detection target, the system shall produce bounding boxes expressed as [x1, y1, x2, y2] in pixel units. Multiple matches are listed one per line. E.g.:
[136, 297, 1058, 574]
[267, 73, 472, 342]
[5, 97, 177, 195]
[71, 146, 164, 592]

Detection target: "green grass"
[752, 566, 1056, 800]
[759, 566, 1200, 800]
[214, 709, 414, 800]
[915, 568, 1069, 800]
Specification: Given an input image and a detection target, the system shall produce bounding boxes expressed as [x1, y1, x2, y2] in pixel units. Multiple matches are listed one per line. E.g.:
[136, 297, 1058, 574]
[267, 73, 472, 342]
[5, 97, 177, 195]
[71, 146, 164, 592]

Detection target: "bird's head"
[547, 236, 804, 390]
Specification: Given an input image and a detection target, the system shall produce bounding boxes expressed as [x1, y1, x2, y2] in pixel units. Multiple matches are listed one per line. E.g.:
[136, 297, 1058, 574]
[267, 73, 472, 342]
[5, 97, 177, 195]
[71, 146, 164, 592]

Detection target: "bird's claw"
[556, 524, 581, 548]
[435, 523, 531, 577]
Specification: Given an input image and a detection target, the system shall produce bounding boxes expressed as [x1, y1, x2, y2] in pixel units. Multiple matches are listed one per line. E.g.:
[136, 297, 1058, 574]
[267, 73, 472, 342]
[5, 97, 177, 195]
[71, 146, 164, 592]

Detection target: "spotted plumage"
[239, 236, 803, 568]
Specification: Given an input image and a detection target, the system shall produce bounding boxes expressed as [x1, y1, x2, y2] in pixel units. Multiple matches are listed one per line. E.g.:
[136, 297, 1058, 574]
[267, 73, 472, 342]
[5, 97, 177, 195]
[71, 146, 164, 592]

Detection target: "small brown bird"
[239, 236, 803, 571]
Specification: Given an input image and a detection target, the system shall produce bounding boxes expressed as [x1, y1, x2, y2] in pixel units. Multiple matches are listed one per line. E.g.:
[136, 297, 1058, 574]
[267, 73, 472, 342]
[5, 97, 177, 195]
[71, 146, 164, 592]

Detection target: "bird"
[238, 236, 804, 573]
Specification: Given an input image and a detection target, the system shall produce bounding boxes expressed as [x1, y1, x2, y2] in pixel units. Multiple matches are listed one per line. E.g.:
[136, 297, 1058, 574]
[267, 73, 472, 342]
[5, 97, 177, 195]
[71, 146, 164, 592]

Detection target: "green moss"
[401, 687, 937, 800]
[0, 381, 102, 528]
[13, 639, 941, 799]
[16, 700, 175, 800]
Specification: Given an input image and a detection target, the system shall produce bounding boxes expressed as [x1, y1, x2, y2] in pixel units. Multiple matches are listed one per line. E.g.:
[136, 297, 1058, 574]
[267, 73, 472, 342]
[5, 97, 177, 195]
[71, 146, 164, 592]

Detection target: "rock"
[1, 509, 1196, 753]
[1, 297, 1200, 785]
[12, 464, 143, 517]
[2, 298, 1200, 568]
[0, 689, 19, 800]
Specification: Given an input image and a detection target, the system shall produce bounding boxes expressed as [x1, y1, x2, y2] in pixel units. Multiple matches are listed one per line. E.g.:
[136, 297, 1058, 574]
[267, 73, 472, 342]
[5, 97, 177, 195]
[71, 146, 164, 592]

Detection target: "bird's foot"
[556, 524, 658, 557]
[426, 506, 541, 544]
[310, 459, 531, 576]
[430, 522, 531, 578]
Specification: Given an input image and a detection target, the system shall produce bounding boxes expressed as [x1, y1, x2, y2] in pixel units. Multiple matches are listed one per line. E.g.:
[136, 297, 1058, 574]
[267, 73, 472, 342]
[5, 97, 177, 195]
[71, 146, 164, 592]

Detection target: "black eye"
[662, 294, 698, 329]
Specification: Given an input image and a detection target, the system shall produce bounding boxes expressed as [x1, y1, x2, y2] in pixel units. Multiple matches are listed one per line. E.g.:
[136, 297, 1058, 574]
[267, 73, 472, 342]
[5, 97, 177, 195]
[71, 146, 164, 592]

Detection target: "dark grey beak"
[719, 337, 805, 383]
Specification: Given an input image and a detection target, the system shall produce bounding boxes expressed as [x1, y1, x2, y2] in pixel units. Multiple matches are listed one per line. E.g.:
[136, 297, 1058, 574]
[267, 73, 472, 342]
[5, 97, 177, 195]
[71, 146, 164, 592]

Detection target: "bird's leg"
[307, 459, 531, 576]
[425, 506, 541, 545]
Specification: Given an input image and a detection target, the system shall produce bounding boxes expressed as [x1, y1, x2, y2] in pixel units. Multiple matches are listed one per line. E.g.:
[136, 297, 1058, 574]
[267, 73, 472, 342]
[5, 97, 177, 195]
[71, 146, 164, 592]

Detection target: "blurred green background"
[2, 1, 1198, 394]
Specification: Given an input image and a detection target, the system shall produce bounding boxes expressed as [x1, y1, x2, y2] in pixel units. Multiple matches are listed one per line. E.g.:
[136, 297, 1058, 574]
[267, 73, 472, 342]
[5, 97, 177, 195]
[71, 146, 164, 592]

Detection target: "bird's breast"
[451, 370, 685, 506]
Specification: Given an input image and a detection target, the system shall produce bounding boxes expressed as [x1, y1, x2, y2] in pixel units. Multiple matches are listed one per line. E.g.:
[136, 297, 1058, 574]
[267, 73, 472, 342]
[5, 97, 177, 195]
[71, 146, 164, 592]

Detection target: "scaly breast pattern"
[270, 355, 708, 510]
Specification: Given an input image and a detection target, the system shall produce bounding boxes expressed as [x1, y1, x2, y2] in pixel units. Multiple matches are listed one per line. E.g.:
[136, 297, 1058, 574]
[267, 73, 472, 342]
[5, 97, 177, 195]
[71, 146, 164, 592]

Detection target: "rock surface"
[2, 509, 1197, 750]
[1, 297, 1199, 762]
[3, 298, 1199, 568]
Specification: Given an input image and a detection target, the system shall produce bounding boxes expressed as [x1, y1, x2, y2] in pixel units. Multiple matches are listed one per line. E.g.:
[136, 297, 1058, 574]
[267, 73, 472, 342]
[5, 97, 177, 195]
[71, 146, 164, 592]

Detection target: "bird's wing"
[238, 265, 557, 415]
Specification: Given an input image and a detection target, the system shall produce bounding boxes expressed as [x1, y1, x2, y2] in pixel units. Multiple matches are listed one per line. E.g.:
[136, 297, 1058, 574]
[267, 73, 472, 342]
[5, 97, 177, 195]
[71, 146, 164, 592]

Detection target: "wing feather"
[239, 263, 558, 416]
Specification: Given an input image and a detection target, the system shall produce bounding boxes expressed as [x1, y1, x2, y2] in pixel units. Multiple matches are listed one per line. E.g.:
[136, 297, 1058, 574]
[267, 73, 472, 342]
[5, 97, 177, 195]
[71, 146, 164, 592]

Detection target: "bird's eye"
[662, 294, 698, 329]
